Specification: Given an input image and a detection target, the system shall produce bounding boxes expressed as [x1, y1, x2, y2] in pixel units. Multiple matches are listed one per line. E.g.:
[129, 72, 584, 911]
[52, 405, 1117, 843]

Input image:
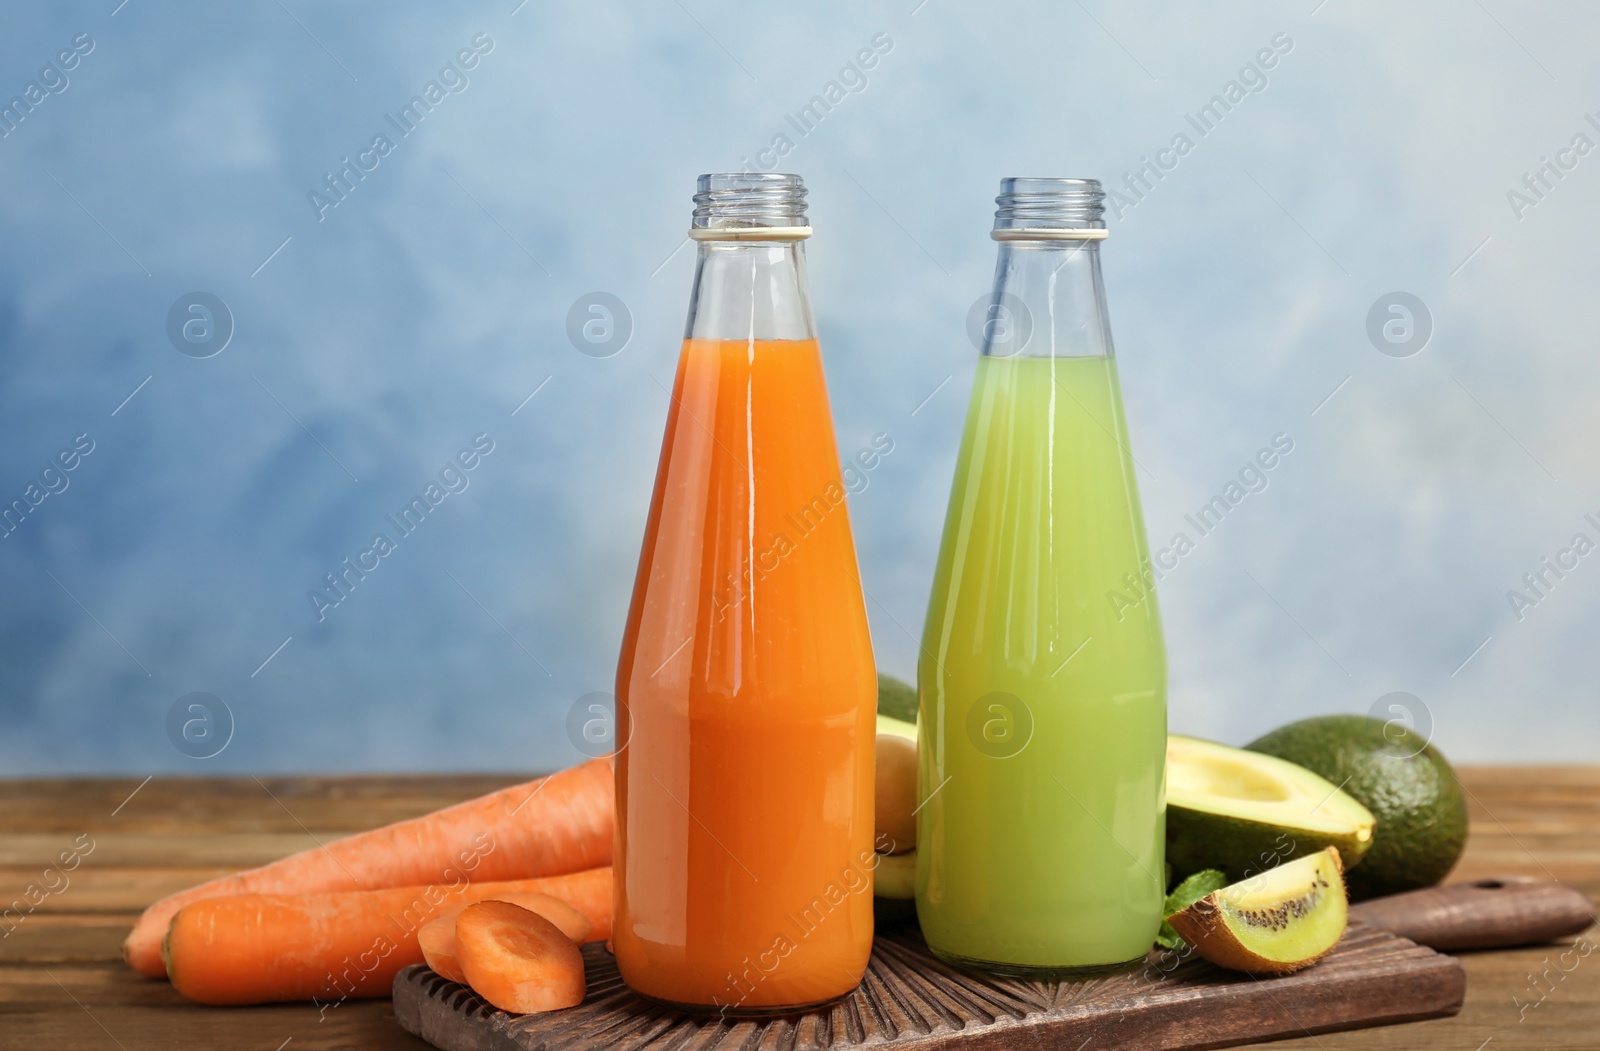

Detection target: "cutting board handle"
[1349, 876, 1596, 951]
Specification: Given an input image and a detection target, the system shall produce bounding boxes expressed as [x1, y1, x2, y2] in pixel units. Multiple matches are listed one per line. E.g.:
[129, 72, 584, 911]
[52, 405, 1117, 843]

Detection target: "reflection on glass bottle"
[613, 174, 878, 1013]
[917, 178, 1167, 975]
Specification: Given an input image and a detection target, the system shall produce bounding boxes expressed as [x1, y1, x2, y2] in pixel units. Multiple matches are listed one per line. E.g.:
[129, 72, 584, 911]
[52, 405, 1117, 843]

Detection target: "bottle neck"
[684, 240, 817, 342]
[683, 172, 815, 342]
[981, 239, 1114, 359]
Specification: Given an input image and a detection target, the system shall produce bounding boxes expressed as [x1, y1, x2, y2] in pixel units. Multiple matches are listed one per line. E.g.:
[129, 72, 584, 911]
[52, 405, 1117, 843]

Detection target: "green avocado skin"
[877, 674, 919, 725]
[1166, 809, 1366, 889]
[1246, 716, 1468, 901]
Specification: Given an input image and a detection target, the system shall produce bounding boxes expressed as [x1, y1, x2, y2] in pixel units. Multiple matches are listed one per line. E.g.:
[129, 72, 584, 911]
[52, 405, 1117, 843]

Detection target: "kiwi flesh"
[1166, 846, 1348, 975]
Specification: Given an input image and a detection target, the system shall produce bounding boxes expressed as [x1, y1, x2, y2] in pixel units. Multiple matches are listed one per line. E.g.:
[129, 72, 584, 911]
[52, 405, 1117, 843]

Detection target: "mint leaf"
[1155, 869, 1227, 951]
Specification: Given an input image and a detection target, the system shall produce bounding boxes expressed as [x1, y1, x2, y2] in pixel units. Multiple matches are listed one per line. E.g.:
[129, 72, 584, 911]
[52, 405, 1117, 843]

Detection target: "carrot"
[456, 900, 586, 1014]
[125, 757, 613, 978]
[420, 893, 591, 985]
[418, 916, 469, 984]
[164, 867, 610, 1006]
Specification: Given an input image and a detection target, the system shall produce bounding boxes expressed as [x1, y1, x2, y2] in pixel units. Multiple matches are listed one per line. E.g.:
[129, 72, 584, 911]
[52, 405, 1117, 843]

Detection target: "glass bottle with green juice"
[916, 178, 1167, 975]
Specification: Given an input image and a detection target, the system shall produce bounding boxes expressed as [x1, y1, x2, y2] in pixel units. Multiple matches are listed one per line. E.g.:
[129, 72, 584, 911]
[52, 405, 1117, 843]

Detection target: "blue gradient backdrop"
[2, 1, 1596, 773]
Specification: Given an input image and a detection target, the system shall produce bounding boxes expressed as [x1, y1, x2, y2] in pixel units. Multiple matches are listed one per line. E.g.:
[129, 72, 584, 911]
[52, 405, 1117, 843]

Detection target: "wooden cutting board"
[393, 921, 1463, 1051]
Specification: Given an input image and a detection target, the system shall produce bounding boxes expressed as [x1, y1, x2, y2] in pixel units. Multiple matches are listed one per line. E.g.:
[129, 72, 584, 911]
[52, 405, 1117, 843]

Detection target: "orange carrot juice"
[614, 336, 877, 1012]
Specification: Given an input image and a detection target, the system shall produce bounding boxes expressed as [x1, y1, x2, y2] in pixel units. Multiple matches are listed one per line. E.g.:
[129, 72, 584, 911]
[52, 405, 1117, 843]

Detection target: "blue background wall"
[1, 1, 1595, 773]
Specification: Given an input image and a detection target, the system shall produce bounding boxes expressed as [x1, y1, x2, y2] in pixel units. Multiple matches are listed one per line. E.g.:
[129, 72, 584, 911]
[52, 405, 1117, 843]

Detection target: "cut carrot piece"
[457, 901, 586, 1015]
[125, 757, 614, 978]
[419, 893, 591, 987]
[164, 867, 609, 1005]
[419, 915, 467, 984]
[488, 893, 591, 944]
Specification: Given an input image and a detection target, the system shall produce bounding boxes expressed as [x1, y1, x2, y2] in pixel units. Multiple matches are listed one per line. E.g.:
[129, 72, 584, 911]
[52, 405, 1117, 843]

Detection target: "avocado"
[1167, 735, 1375, 884]
[1246, 715, 1468, 901]
[873, 850, 915, 900]
[875, 730, 918, 854]
[870, 825, 921, 927]
[876, 712, 917, 742]
[1167, 847, 1348, 975]
[877, 673, 919, 725]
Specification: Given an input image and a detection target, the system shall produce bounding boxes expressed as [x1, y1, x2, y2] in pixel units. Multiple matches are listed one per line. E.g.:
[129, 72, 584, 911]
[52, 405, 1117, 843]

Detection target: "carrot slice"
[164, 868, 609, 1005]
[456, 901, 586, 1014]
[419, 915, 468, 984]
[420, 893, 591, 986]
[125, 757, 614, 978]
[490, 893, 591, 944]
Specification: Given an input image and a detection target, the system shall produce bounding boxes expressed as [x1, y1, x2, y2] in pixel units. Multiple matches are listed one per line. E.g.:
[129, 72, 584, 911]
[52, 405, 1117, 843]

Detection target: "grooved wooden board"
[393, 921, 1464, 1051]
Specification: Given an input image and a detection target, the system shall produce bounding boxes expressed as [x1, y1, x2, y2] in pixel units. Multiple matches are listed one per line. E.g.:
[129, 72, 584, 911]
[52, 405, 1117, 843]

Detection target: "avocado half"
[1167, 735, 1375, 884]
[873, 710, 920, 930]
[1167, 846, 1348, 974]
[873, 851, 918, 929]
[873, 851, 915, 900]
[877, 712, 917, 743]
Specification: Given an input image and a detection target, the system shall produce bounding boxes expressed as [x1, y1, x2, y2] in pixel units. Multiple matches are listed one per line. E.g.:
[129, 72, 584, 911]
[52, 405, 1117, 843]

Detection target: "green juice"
[916, 352, 1167, 972]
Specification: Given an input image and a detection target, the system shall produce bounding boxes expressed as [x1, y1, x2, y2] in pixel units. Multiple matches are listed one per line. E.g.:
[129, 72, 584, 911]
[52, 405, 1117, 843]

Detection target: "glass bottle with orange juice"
[613, 173, 878, 1014]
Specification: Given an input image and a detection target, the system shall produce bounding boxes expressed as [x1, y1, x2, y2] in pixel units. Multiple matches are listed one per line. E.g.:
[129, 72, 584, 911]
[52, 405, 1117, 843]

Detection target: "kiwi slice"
[1166, 847, 1348, 974]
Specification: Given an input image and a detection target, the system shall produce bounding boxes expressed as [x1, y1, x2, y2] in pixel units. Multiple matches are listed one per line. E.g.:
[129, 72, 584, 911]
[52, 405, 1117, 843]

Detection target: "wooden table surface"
[2, 768, 1595, 1050]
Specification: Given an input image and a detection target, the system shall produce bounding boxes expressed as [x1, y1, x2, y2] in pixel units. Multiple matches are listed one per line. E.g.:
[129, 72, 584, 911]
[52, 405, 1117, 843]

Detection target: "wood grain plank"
[0, 865, 248, 912]
[0, 914, 129, 965]
[0, 767, 1595, 1049]
[0, 831, 341, 866]
[0, 775, 523, 833]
